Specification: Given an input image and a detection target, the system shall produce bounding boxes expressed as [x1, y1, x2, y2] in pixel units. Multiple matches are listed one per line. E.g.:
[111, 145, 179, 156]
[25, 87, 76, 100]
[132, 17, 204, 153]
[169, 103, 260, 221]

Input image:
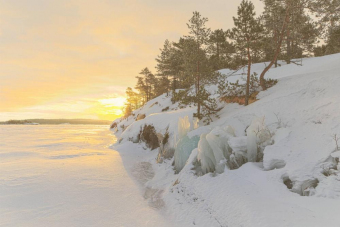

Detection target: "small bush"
[161, 106, 170, 112]
[162, 131, 169, 145]
[140, 124, 160, 150]
[110, 122, 117, 129]
[219, 73, 278, 105]
[157, 129, 175, 163]
[220, 92, 259, 105]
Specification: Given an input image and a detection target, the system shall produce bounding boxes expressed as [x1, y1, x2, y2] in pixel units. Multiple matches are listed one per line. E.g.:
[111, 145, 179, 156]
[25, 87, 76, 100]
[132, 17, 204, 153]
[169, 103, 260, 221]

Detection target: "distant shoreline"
[0, 119, 112, 125]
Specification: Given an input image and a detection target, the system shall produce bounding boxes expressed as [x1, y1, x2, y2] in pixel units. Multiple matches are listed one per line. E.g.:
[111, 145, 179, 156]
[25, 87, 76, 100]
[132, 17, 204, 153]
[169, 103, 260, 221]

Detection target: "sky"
[0, 0, 263, 121]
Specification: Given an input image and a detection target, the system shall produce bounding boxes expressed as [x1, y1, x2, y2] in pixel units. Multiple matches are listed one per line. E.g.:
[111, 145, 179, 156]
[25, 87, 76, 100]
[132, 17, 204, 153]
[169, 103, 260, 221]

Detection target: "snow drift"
[112, 53, 340, 227]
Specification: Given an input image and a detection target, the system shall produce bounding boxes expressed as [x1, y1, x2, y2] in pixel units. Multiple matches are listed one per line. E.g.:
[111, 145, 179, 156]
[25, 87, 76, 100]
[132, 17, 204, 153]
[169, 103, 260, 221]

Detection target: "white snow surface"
[112, 53, 340, 227]
[0, 125, 173, 227]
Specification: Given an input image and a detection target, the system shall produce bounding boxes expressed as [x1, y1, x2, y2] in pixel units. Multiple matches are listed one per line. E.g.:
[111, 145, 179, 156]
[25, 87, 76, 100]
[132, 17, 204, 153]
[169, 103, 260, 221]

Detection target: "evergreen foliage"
[229, 0, 263, 105]
[121, 0, 340, 121]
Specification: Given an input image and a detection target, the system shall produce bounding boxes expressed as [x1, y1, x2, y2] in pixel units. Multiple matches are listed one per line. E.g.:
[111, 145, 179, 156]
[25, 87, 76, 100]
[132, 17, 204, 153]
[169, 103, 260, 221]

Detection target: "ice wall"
[174, 135, 200, 173]
[246, 116, 271, 162]
[197, 134, 216, 174]
[174, 116, 199, 173]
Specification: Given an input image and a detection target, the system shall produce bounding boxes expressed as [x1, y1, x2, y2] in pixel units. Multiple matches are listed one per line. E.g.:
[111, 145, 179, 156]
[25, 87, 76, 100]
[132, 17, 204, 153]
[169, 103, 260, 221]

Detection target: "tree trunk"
[166, 75, 169, 96]
[274, 30, 278, 68]
[196, 41, 201, 120]
[217, 43, 220, 69]
[286, 7, 291, 64]
[260, 1, 291, 90]
[286, 31, 291, 64]
[197, 62, 201, 119]
[146, 82, 149, 102]
[246, 44, 251, 106]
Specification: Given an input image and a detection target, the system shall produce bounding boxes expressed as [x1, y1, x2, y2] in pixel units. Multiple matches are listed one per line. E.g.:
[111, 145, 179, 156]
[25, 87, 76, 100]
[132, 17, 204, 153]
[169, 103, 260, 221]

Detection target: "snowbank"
[112, 53, 340, 227]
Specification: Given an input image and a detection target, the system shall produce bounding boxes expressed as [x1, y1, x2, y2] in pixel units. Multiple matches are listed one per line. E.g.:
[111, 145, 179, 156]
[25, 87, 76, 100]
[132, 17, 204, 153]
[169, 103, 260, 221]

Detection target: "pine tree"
[229, 0, 263, 106]
[153, 76, 171, 97]
[137, 67, 156, 102]
[166, 13, 222, 122]
[156, 38, 185, 96]
[261, 1, 286, 66]
[208, 29, 234, 70]
[123, 87, 141, 118]
[313, 44, 327, 56]
[259, 0, 292, 90]
[134, 76, 147, 104]
[155, 40, 174, 96]
[186, 11, 211, 119]
[284, 0, 318, 63]
[125, 87, 140, 110]
[325, 25, 340, 54]
[309, 0, 340, 33]
[258, 0, 321, 89]
[171, 38, 194, 89]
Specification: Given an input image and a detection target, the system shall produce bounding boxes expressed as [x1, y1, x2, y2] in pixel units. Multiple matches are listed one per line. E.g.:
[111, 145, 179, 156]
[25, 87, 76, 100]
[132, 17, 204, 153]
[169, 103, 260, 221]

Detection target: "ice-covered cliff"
[111, 53, 340, 227]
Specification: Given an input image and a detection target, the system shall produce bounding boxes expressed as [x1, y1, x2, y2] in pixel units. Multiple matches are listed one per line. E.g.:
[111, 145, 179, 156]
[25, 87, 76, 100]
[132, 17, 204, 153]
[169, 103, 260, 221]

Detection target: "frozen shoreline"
[0, 125, 171, 227]
[112, 54, 340, 227]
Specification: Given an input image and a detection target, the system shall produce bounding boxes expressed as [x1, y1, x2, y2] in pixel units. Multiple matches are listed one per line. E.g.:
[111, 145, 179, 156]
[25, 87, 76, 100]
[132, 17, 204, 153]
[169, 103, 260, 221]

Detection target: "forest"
[122, 0, 340, 122]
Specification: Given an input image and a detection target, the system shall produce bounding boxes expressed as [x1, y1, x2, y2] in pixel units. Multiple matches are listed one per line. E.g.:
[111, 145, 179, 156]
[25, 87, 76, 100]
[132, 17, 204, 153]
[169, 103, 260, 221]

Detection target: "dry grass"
[220, 91, 259, 105]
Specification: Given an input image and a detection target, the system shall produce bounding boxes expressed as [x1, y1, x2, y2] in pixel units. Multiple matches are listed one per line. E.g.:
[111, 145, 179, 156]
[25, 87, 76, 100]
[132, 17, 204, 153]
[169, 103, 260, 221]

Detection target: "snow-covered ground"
[0, 125, 172, 227]
[3, 54, 340, 227]
[112, 53, 340, 227]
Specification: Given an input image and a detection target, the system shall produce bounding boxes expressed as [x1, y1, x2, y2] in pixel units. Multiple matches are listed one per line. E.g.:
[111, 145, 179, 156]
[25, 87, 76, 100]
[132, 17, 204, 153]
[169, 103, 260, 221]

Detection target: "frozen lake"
[0, 125, 170, 227]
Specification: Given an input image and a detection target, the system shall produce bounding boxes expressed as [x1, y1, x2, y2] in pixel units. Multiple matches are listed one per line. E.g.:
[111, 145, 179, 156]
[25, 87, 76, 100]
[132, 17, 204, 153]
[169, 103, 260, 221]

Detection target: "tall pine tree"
[208, 29, 235, 70]
[259, 0, 292, 90]
[186, 11, 211, 119]
[229, 0, 263, 106]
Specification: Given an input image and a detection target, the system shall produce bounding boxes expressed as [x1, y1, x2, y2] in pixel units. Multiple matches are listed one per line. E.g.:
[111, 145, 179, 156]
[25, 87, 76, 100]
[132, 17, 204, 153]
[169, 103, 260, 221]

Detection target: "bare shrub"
[140, 124, 160, 150]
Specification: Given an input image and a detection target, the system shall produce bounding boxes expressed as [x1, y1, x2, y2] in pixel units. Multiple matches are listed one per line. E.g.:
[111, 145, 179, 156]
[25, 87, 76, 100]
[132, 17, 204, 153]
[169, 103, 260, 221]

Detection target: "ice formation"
[246, 116, 271, 162]
[174, 116, 200, 173]
[177, 116, 190, 142]
[228, 136, 247, 154]
[191, 117, 199, 130]
[197, 126, 239, 174]
[227, 136, 248, 169]
[206, 127, 232, 173]
[174, 135, 200, 173]
[197, 134, 216, 174]
[223, 125, 236, 137]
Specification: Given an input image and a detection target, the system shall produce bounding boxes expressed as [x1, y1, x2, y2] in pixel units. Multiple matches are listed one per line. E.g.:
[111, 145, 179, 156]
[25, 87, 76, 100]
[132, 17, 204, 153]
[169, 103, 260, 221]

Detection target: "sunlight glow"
[85, 96, 127, 120]
[99, 97, 126, 108]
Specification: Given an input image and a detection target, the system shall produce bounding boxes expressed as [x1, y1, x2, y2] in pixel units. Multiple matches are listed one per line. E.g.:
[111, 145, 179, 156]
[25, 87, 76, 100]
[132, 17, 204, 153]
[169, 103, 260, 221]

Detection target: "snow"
[197, 133, 216, 174]
[111, 53, 340, 226]
[0, 125, 172, 227]
[4, 53, 340, 227]
[246, 116, 272, 162]
[177, 116, 191, 142]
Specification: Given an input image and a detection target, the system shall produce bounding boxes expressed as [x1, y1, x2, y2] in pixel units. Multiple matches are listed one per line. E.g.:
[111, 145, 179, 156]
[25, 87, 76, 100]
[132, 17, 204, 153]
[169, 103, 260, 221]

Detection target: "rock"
[136, 114, 146, 121]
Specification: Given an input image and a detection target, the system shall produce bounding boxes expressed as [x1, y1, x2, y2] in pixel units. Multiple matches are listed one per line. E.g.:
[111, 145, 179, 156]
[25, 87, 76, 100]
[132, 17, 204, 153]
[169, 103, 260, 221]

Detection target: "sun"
[90, 96, 126, 121]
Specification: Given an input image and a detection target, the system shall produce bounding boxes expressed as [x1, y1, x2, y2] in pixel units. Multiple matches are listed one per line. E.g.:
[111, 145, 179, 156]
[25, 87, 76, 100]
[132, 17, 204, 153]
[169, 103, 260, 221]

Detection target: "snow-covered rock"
[113, 53, 340, 227]
[246, 116, 271, 162]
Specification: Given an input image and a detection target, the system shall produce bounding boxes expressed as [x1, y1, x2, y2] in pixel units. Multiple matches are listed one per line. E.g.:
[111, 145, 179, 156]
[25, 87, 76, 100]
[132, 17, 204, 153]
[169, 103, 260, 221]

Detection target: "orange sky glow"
[0, 0, 263, 121]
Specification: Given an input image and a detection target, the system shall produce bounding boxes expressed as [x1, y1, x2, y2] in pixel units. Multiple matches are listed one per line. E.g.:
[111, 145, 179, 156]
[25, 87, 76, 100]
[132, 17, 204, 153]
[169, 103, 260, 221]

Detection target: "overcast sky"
[0, 0, 264, 121]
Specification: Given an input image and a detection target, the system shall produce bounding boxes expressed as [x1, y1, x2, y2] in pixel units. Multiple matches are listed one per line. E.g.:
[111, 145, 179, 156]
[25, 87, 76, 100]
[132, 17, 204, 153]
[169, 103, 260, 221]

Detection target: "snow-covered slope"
[112, 53, 340, 227]
[112, 91, 197, 148]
